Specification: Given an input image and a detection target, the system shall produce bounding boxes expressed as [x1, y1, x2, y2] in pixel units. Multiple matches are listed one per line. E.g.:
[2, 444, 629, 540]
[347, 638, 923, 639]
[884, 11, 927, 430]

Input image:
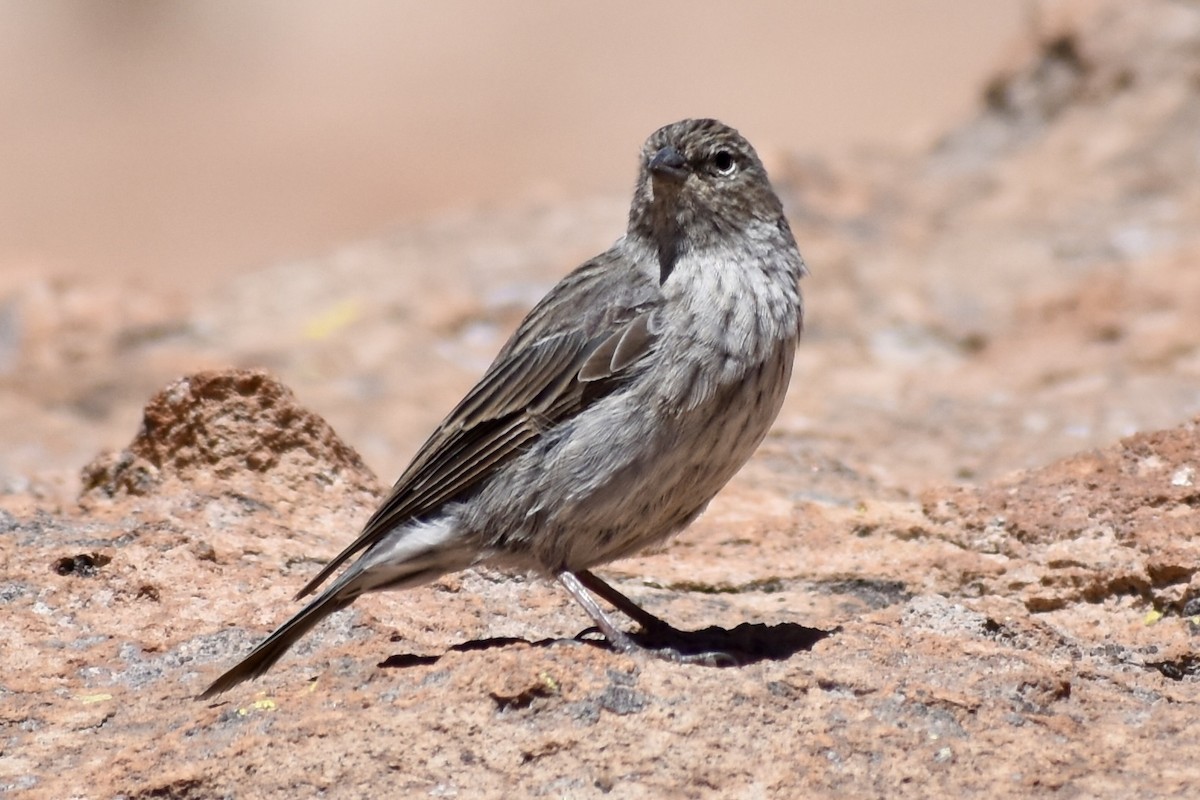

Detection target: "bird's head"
[629, 118, 783, 242]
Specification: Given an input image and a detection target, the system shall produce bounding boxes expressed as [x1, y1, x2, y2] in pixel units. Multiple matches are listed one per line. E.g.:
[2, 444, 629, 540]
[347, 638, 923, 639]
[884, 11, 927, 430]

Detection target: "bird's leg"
[574, 569, 671, 633]
[557, 571, 738, 666]
[556, 571, 644, 653]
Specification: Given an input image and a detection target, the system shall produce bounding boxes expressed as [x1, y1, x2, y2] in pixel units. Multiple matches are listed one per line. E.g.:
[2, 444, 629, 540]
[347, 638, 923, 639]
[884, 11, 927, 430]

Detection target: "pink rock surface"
[2, 2, 1199, 797]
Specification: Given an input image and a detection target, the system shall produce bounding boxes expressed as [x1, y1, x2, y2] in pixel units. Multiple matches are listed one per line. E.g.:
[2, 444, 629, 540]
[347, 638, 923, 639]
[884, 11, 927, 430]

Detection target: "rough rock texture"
[3, 2, 1200, 798]
[924, 418, 1200, 616]
[80, 369, 379, 502]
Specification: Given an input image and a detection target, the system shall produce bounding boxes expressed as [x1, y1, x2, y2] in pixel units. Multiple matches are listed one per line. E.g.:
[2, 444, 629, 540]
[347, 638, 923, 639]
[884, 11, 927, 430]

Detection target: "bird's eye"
[712, 150, 737, 176]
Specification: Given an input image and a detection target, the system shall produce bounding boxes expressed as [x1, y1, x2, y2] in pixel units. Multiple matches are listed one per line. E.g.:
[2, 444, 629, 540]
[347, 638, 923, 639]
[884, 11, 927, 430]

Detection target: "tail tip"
[196, 667, 251, 701]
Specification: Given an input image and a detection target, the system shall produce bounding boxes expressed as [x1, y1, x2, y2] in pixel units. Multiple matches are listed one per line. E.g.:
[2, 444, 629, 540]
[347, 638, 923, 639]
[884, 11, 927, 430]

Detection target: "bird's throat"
[656, 232, 680, 285]
[650, 196, 684, 285]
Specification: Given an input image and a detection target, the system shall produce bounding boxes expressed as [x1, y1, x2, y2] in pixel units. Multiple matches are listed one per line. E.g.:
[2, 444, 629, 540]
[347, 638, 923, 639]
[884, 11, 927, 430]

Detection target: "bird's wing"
[295, 252, 660, 599]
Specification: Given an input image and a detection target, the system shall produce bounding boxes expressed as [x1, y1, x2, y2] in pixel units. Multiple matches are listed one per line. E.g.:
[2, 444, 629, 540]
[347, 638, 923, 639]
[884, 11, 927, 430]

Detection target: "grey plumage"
[200, 118, 806, 699]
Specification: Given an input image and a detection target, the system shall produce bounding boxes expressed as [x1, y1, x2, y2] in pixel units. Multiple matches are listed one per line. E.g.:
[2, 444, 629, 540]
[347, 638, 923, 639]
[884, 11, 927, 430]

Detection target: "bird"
[200, 118, 806, 699]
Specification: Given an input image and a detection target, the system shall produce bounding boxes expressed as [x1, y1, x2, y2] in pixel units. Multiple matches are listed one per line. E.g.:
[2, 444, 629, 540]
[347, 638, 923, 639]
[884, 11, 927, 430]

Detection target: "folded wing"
[295, 256, 661, 599]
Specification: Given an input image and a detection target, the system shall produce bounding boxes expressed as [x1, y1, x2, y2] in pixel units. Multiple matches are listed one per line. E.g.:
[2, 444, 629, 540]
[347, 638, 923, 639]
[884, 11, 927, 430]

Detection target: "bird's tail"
[198, 518, 477, 700]
[198, 586, 356, 699]
[198, 563, 456, 699]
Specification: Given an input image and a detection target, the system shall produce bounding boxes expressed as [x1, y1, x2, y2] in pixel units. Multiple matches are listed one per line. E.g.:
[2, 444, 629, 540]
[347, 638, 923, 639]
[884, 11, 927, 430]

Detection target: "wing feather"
[294, 275, 660, 600]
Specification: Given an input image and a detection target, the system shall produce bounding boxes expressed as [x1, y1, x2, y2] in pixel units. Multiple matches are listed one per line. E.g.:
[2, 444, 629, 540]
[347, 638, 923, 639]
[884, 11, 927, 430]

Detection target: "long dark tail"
[198, 588, 355, 700]
[199, 517, 475, 699]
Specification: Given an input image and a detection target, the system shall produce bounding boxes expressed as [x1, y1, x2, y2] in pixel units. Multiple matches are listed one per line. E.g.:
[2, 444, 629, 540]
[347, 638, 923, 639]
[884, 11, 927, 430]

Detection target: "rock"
[80, 369, 378, 502]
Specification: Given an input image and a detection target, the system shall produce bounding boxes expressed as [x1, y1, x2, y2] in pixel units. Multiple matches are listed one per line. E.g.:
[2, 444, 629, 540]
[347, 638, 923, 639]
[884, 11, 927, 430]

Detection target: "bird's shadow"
[379, 622, 835, 670]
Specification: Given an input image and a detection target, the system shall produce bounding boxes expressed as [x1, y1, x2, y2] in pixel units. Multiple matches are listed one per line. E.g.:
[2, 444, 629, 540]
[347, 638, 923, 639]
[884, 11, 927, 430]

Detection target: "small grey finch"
[201, 118, 806, 698]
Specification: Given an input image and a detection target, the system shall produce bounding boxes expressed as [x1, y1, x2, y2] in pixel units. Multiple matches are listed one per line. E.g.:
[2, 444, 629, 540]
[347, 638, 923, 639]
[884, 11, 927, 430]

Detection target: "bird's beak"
[648, 146, 687, 181]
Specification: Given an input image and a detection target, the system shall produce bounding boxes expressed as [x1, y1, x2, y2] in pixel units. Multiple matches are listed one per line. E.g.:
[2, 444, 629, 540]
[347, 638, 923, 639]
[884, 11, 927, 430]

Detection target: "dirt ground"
[2, 2, 1200, 798]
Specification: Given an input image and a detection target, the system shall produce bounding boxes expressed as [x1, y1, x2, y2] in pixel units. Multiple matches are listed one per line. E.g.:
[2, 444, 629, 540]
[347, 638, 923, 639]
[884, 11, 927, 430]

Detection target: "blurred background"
[0, 0, 1026, 293]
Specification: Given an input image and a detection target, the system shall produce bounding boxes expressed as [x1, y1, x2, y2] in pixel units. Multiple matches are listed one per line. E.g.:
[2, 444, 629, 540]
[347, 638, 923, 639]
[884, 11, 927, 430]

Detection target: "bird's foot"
[575, 622, 742, 667]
